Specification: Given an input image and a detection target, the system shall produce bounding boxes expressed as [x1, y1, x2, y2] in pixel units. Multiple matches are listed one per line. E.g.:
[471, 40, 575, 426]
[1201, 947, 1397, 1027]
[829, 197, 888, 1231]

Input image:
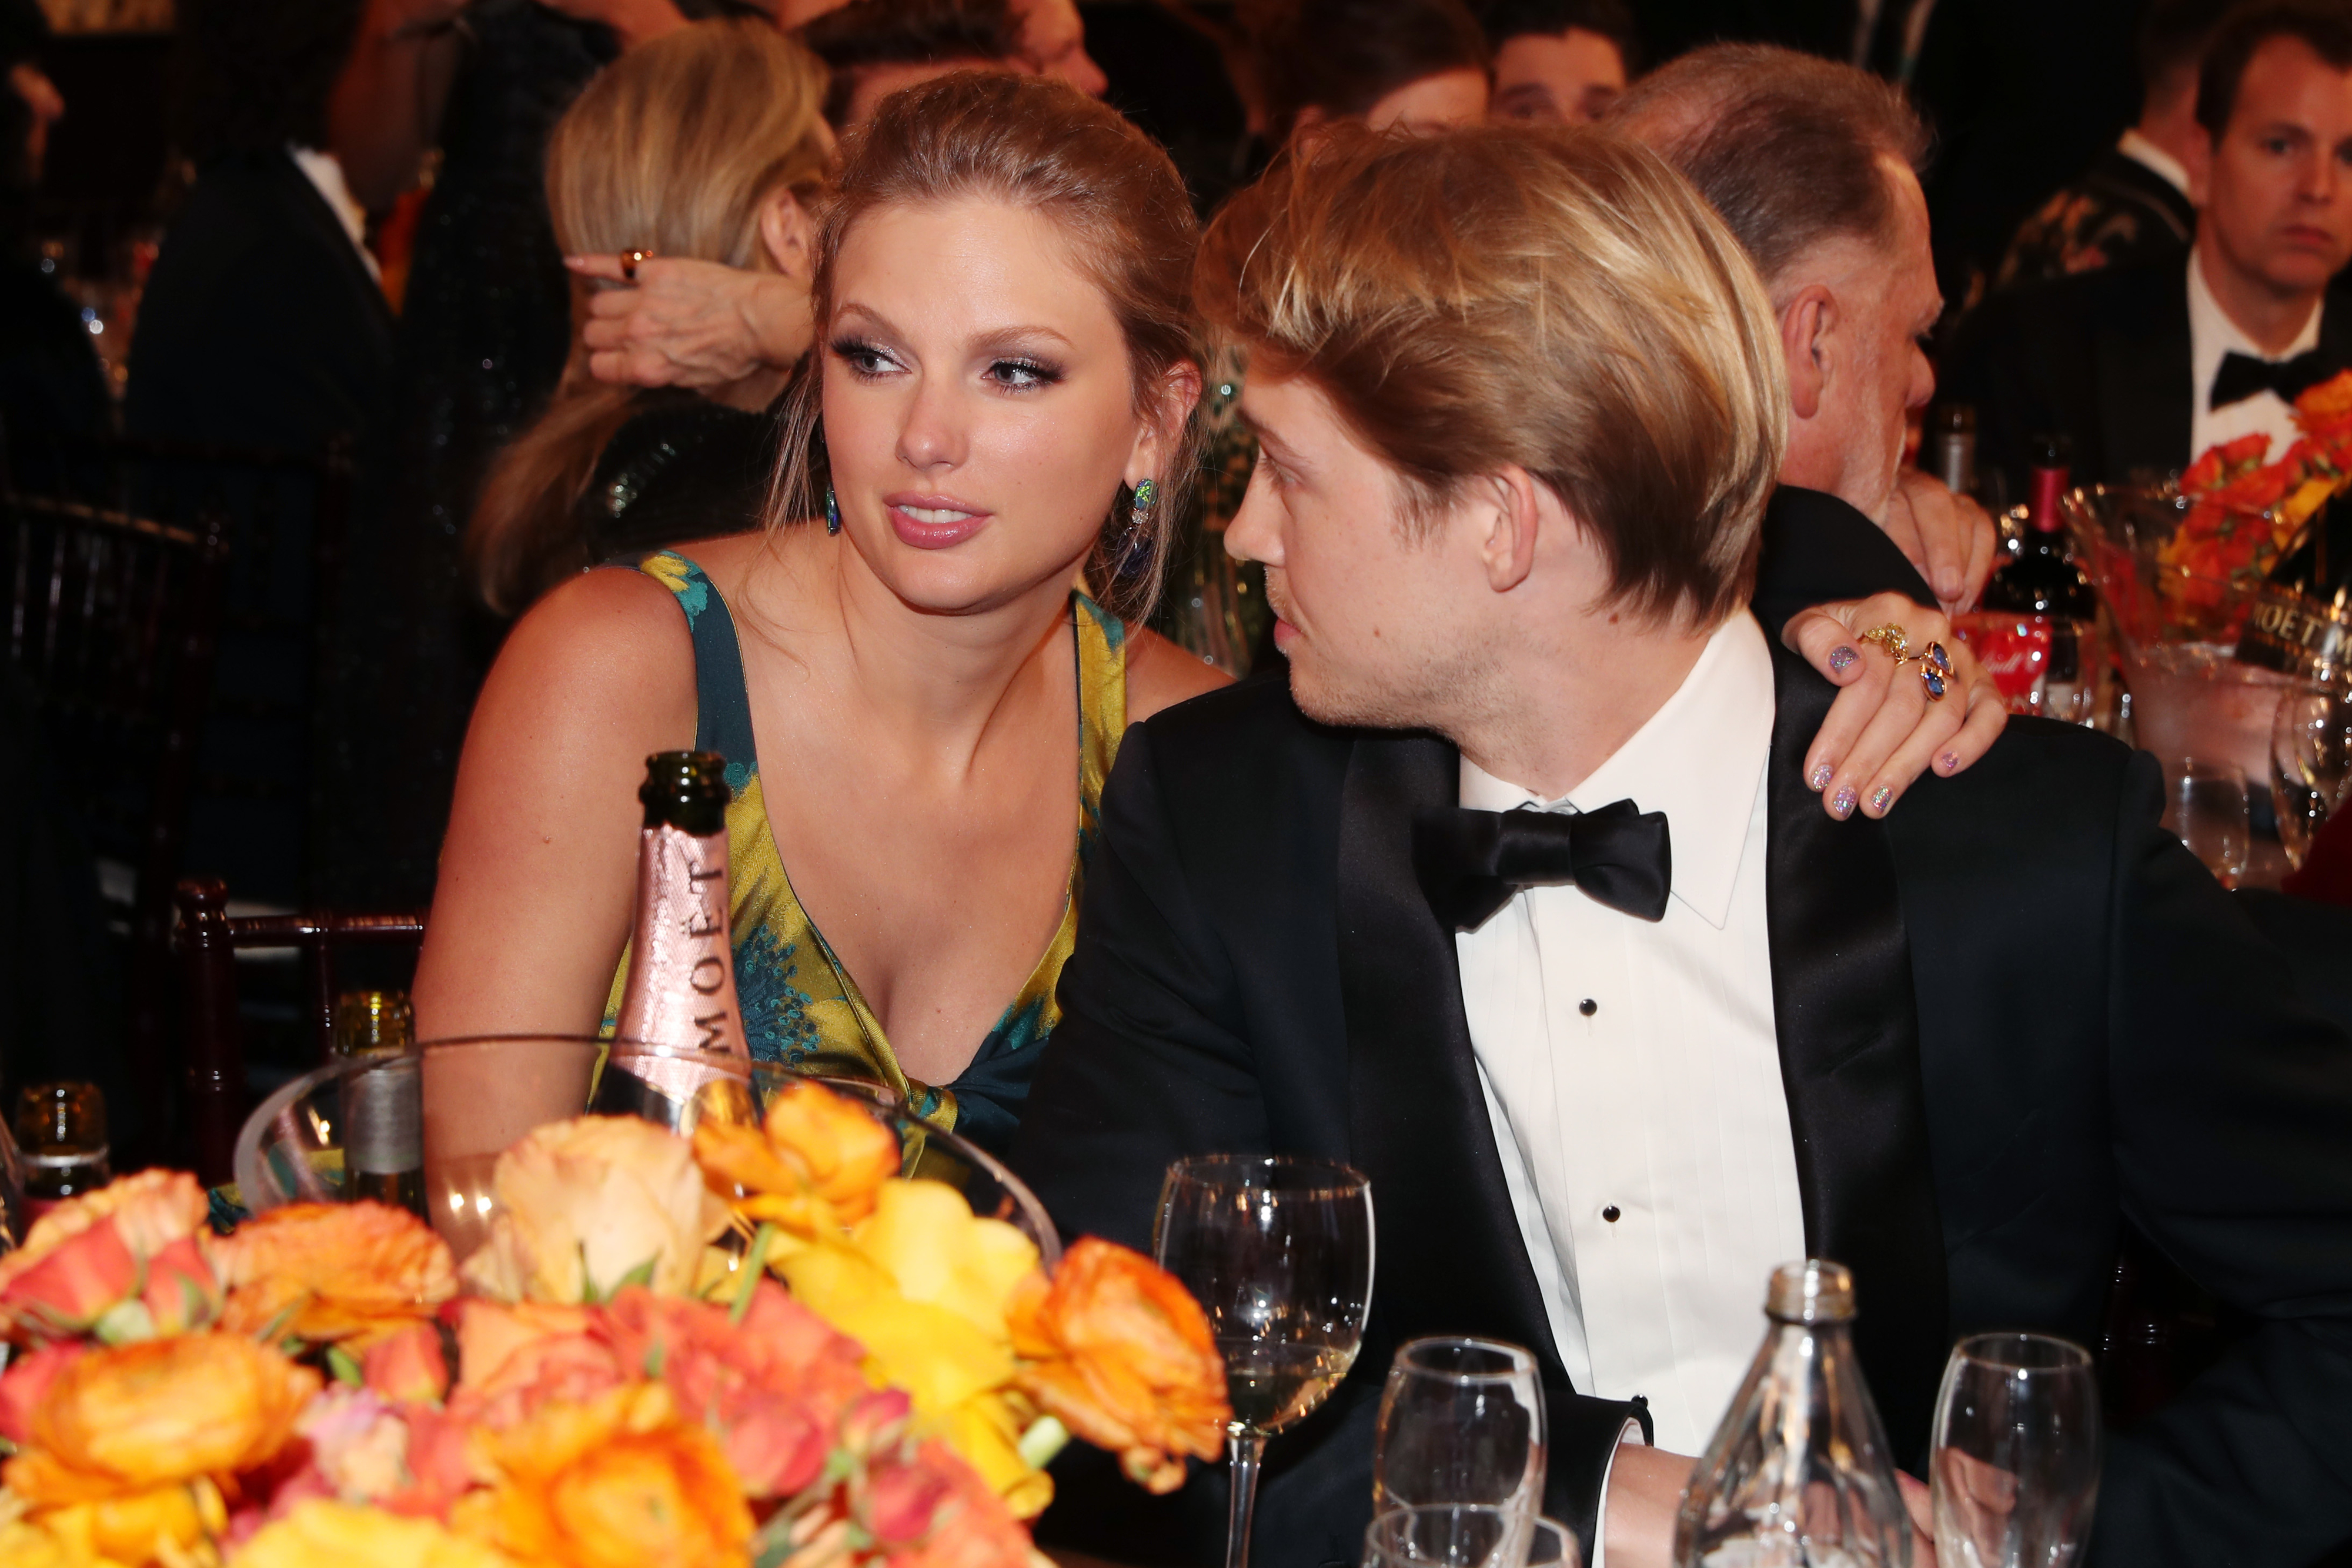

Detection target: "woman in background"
[466, 19, 832, 614]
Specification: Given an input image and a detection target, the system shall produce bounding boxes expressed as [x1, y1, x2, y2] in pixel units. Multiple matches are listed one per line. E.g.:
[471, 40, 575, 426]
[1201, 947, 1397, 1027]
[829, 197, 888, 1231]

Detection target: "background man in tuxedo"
[1942, 0, 2352, 497]
[1993, 0, 2227, 290]
[1013, 123, 2352, 1568]
[1611, 46, 1999, 624]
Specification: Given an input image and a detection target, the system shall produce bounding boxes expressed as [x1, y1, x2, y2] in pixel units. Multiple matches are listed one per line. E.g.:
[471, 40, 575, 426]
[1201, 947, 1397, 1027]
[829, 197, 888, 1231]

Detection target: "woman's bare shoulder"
[1124, 625, 1232, 723]
[478, 566, 698, 750]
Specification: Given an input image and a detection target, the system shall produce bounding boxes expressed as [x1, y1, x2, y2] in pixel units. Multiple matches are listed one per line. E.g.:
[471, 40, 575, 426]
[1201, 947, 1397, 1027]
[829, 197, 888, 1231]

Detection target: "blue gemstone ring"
[1857, 625, 1951, 701]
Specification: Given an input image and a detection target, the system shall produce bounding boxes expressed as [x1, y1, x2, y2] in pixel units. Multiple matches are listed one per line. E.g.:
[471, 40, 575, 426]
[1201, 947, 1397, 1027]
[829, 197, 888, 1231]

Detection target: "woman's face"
[821, 197, 1163, 614]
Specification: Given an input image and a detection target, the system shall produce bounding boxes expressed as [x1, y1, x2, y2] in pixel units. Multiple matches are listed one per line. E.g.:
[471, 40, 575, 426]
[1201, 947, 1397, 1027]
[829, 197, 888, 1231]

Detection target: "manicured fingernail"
[1830, 786, 1856, 818]
[1829, 646, 1858, 674]
[1809, 762, 1833, 791]
[1938, 751, 1960, 774]
[1869, 784, 1893, 814]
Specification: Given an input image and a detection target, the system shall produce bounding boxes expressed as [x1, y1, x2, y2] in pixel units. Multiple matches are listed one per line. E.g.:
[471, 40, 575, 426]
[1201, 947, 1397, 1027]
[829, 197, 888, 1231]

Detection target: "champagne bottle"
[1926, 403, 1977, 499]
[335, 989, 424, 1217]
[12, 1082, 109, 1224]
[2234, 497, 2352, 676]
[603, 751, 754, 1124]
[1674, 1260, 1913, 1568]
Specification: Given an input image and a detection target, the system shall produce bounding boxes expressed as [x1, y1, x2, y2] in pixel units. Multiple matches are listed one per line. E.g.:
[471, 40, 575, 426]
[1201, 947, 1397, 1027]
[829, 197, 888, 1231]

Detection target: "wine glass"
[1364, 1507, 1579, 1567]
[2162, 757, 2249, 887]
[1156, 1155, 1375, 1568]
[1374, 1337, 1545, 1531]
[1930, 1332, 2102, 1568]
[2270, 681, 2352, 869]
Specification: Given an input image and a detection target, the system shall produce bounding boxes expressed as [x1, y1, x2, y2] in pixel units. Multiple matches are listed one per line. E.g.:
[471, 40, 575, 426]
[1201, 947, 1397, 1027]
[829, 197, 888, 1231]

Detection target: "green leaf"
[1017, 1414, 1070, 1470]
[326, 1345, 366, 1388]
[612, 1258, 659, 1296]
[730, 1224, 777, 1328]
[643, 1338, 667, 1380]
[92, 1299, 156, 1347]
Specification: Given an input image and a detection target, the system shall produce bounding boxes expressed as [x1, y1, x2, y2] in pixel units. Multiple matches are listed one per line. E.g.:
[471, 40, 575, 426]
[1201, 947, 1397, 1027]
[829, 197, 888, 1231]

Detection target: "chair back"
[176, 878, 426, 1186]
[7, 489, 229, 1151]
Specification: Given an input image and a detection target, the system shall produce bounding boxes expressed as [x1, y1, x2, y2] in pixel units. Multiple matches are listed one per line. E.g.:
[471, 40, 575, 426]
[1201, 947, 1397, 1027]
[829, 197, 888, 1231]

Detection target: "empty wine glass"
[2271, 681, 2352, 869]
[1930, 1332, 2101, 1568]
[1157, 1155, 1375, 1568]
[2163, 757, 2250, 887]
[1364, 1507, 1579, 1567]
[1375, 1337, 1545, 1531]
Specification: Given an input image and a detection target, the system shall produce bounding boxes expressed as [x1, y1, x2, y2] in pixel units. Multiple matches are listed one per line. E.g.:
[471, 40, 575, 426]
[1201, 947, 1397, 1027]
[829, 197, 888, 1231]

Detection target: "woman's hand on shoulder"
[1125, 627, 1232, 723]
[413, 568, 699, 1039]
[1780, 591, 2007, 821]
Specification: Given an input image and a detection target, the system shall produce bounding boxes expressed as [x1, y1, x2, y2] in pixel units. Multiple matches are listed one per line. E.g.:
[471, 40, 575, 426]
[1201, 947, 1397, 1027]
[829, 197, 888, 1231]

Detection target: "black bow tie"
[1414, 798, 1673, 930]
[2211, 347, 2341, 411]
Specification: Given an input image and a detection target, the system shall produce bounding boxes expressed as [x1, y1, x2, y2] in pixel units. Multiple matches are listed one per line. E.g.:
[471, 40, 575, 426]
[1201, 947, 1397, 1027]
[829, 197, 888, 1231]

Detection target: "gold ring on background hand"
[622, 249, 650, 282]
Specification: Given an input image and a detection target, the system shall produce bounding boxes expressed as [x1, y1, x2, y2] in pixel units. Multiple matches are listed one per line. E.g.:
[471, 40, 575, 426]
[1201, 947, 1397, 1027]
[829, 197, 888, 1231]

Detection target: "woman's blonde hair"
[771, 71, 1205, 625]
[1197, 123, 1789, 627]
[467, 19, 831, 615]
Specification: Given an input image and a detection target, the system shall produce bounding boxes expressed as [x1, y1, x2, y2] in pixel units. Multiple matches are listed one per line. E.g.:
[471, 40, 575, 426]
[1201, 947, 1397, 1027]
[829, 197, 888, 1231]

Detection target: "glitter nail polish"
[1869, 785, 1893, 814]
[1939, 751, 1960, 773]
[1829, 646, 1858, 674]
[1830, 786, 1856, 818]
[1809, 763, 1833, 791]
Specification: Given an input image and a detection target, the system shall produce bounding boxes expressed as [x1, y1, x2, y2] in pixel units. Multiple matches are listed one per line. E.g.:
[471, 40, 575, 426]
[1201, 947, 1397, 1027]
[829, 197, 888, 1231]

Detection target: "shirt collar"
[288, 145, 381, 284]
[1456, 614, 1776, 930]
[2117, 128, 2191, 198]
[2190, 244, 2322, 371]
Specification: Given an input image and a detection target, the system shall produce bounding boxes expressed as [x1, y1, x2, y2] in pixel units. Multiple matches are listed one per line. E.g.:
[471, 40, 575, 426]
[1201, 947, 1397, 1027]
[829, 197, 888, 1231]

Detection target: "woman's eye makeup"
[988, 357, 1064, 390]
[830, 336, 900, 376]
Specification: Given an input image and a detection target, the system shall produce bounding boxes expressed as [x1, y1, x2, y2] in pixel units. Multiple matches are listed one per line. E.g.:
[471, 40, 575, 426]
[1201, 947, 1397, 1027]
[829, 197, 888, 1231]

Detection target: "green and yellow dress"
[603, 551, 1125, 1155]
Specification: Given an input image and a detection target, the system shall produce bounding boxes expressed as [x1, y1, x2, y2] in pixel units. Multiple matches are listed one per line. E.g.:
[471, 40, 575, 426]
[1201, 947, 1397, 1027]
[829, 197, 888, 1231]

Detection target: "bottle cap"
[640, 751, 730, 835]
[334, 989, 415, 1057]
[1766, 1259, 1856, 1324]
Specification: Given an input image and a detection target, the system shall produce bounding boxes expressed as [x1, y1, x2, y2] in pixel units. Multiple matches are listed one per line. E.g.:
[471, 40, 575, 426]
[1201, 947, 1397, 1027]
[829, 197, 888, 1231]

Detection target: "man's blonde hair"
[1196, 123, 1789, 626]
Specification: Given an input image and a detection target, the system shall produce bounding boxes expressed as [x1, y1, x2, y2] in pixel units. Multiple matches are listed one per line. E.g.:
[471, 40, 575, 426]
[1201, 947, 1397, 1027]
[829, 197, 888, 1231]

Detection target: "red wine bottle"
[1982, 437, 2094, 689]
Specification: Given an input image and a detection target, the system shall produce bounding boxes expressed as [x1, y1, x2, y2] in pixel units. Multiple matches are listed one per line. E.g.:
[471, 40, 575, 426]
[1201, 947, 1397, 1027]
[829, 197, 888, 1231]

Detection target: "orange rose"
[694, 1079, 899, 1235]
[453, 1383, 753, 1568]
[5, 1332, 319, 1504]
[364, 1321, 452, 1405]
[447, 1300, 622, 1430]
[216, 1201, 457, 1349]
[15, 1479, 226, 1566]
[0, 1170, 217, 1345]
[1008, 1238, 1229, 1494]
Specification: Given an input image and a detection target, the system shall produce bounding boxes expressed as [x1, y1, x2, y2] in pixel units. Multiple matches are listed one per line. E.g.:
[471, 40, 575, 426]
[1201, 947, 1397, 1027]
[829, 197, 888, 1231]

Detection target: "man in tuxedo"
[1940, 0, 2352, 498]
[1993, 0, 2224, 290]
[1611, 46, 1999, 637]
[1011, 124, 2352, 1568]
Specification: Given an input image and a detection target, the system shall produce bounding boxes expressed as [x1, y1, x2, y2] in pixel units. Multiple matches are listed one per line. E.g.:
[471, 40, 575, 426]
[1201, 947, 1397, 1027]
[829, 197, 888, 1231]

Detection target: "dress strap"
[631, 550, 761, 788]
[1071, 589, 1127, 852]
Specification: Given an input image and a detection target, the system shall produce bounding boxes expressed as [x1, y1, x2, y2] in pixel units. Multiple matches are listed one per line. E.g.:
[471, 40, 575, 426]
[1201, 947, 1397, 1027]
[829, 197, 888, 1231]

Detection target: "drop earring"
[1130, 477, 1157, 525]
[1115, 477, 1157, 578]
[824, 484, 841, 535]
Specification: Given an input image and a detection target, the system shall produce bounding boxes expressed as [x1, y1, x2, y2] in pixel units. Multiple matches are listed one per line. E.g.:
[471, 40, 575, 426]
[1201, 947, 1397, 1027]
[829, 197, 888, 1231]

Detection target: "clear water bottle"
[1673, 1260, 1913, 1568]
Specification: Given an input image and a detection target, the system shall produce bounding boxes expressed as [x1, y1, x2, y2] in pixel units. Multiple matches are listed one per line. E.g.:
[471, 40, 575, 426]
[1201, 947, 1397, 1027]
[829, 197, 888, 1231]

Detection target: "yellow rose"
[24, 1481, 225, 1567]
[459, 1118, 730, 1303]
[7, 1333, 319, 1503]
[774, 1240, 1013, 1414]
[216, 1202, 457, 1349]
[852, 1181, 1040, 1342]
[236, 1500, 512, 1568]
[453, 1383, 751, 1568]
[694, 1081, 900, 1238]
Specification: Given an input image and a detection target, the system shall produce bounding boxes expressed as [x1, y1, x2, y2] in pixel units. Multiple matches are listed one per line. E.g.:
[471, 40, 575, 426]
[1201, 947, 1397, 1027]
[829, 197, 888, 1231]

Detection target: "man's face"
[2197, 35, 2352, 297]
[1785, 159, 1939, 521]
[1013, 0, 1108, 98]
[1225, 372, 1493, 731]
[1364, 66, 1490, 132]
[1491, 28, 1627, 125]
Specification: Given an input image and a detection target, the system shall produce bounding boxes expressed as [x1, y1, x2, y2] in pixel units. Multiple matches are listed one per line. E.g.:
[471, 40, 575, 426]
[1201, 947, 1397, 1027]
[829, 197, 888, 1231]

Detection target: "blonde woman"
[465, 19, 833, 615]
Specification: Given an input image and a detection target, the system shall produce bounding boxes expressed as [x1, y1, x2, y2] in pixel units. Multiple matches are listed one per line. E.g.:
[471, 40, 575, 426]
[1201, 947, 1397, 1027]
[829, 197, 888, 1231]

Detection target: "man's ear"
[2185, 128, 2215, 208]
[1779, 285, 1835, 424]
[1474, 468, 1542, 594]
[759, 187, 816, 281]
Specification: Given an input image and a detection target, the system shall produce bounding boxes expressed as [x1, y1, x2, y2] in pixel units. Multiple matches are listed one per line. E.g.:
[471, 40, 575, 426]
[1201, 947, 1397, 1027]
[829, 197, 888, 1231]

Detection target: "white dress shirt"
[1456, 613, 1806, 1463]
[2117, 127, 2191, 199]
[2189, 246, 2321, 469]
[289, 145, 382, 284]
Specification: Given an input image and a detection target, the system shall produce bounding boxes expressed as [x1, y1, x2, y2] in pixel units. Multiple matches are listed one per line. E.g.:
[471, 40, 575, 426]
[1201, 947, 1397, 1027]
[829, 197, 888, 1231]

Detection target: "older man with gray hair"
[1612, 45, 1999, 620]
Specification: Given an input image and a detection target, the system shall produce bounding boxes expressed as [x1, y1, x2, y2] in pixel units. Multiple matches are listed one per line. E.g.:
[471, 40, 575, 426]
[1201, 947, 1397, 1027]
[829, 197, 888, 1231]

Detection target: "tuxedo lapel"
[2095, 267, 2193, 483]
[1337, 730, 1567, 1387]
[1765, 644, 1949, 1463]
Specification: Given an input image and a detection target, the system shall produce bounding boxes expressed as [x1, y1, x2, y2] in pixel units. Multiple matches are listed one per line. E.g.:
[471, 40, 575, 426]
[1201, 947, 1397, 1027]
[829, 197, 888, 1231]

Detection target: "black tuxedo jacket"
[1013, 642, 2352, 1568]
[1939, 260, 2352, 502]
[126, 149, 397, 457]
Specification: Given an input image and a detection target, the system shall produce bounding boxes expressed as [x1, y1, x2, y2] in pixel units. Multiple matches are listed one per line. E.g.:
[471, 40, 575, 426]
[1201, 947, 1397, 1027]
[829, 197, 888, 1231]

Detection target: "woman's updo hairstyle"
[774, 71, 1205, 623]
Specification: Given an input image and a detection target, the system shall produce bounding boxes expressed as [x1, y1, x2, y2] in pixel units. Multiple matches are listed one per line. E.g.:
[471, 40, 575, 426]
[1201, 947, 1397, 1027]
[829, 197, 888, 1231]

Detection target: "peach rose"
[461, 1118, 729, 1303]
[216, 1202, 457, 1349]
[453, 1383, 753, 1568]
[0, 1171, 217, 1345]
[694, 1080, 898, 1235]
[447, 1300, 622, 1430]
[1008, 1238, 1229, 1495]
[363, 1322, 451, 1405]
[4, 1331, 320, 1503]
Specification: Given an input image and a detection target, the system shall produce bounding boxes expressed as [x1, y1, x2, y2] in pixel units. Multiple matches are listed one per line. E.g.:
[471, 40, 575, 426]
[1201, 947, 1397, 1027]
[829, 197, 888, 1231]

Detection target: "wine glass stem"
[1224, 1428, 1267, 1568]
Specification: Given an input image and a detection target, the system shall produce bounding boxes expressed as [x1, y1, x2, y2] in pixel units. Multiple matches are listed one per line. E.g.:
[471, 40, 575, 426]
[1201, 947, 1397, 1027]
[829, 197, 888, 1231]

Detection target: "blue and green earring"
[824, 484, 841, 535]
[1115, 477, 1157, 578]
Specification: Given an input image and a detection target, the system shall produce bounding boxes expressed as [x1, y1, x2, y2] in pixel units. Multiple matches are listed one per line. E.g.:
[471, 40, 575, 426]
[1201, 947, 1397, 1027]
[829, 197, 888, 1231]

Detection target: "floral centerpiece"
[2139, 369, 2352, 641]
[0, 1081, 1230, 1568]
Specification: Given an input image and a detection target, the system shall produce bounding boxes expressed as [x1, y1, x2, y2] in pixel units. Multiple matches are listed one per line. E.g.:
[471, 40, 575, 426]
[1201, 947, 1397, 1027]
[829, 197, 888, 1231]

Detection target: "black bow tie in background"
[2211, 347, 2343, 411]
[1414, 798, 1673, 930]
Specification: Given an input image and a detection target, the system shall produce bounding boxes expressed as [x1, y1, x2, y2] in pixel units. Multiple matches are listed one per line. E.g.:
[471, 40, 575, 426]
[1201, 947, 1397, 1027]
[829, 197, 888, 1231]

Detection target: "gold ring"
[1858, 623, 1910, 662]
[622, 249, 650, 282]
[1915, 640, 1952, 701]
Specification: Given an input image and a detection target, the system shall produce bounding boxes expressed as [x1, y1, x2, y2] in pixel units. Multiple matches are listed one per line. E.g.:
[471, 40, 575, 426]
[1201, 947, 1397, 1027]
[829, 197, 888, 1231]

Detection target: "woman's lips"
[884, 496, 992, 550]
